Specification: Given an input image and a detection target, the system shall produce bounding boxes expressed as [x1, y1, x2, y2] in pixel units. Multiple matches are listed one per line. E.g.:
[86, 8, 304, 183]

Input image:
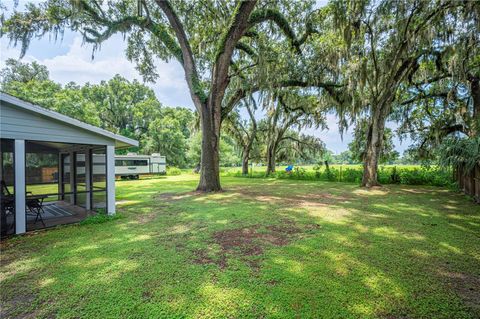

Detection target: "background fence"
[456, 164, 480, 203]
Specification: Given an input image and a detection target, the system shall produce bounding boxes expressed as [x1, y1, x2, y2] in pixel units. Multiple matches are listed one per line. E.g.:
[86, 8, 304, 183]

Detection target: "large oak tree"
[2, 0, 328, 191]
[333, 0, 464, 186]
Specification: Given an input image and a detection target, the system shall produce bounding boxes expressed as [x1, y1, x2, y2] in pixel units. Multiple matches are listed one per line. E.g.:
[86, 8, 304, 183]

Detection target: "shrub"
[398, 167, 454, 187]
[399, 168, 425, 185]
[313, 164, 322, 178]
[342, 168, 363, 183]
[378, 167, 391, 184]
[167, 166, 182, 176]
[390, 166, 401, 184]
[323, 167, 337, 181]
[292, 167, 307, 179]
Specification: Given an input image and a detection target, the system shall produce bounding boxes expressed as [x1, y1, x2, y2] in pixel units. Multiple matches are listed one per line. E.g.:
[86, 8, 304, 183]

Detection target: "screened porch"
[1, 93, 138, 237]
[1, 139, 110, 235]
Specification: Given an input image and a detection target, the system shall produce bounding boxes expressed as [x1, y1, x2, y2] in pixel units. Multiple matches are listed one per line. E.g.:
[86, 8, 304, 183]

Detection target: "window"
[115, 159, 148, 166]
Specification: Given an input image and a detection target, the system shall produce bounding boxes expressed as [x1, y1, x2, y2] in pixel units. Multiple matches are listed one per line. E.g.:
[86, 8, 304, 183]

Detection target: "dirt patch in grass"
[135, 213, 157, 224]
[266, 279, 279, 286]
[438, 268, 480, 314]
[192, 219, 320, 270]
[142, 290, 153, 301]
[192, 249, 227, 269]
[156, 191, 206, 201]
[0, 285, 38, 319]
[214, 225, 270, 256]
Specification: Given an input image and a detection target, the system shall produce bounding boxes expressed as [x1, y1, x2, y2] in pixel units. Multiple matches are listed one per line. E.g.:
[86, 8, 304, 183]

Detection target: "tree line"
[2, 0, 478, 191]
[1, 59, 328, 169]
[0, 59, 195, 167]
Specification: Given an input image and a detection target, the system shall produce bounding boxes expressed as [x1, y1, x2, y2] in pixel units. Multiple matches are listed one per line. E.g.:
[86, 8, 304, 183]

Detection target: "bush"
[313, 164, 322, 178]
[323, 167, 337, 181]
[167, 166, 182, 176]
[398, 167, 453, 187]
[378, 167, 391, 184]
[390, 166, 401, 184]
[342, 168, 363, 183]
[292, 167, 307, 179]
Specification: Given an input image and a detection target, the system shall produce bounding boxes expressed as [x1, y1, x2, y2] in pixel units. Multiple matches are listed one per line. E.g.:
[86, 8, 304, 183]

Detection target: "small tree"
[223, 97, 258, 175]
[259, 90, 325, 175]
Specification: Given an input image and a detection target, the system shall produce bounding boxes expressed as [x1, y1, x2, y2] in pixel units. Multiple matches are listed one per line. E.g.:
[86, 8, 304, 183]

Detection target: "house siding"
[0, 101, 115, 146]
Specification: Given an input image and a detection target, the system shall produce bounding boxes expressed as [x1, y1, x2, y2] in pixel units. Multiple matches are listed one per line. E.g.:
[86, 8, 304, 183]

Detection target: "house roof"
[0, 92, 139, 148]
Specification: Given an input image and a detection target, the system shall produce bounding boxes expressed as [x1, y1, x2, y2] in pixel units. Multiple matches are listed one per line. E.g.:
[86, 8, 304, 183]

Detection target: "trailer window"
[115, 159, 148, 166]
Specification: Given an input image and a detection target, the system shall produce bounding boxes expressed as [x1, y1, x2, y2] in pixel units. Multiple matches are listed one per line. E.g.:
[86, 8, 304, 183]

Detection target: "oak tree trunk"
[266, 144, 276, 175]
[197, 105, 222, 192]
[241, 151, 250, 175]
[362, 104, 389, 187]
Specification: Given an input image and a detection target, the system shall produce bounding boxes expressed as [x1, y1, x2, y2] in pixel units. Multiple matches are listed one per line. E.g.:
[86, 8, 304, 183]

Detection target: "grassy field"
[1, 174, 479, 318]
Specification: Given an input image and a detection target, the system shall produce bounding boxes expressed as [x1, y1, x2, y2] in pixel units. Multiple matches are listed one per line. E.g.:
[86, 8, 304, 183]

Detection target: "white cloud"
[1, 35, 193, 108]
[302, 113, 353, 154]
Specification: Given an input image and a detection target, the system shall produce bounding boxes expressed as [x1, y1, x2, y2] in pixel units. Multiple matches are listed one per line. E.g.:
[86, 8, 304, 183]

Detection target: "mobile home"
[115, 153, 166, 179]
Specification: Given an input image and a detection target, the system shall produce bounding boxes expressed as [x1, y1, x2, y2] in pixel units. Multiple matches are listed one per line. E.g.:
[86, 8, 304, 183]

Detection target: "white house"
[0, 93, 138, 236]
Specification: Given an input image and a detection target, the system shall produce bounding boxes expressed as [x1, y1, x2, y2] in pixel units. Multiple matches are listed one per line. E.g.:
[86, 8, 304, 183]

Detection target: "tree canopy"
[1, 0, 478, 189]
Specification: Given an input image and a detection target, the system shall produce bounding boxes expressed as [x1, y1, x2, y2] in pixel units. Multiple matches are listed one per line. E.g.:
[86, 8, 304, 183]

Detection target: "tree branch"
[210, 0, 258, 109]
[220, 79, 342, 119]
[400, 92, 448, 105]
[155, 0, 207, 108]
[248, 8, 317, 52]
[235, 41, 257, 58]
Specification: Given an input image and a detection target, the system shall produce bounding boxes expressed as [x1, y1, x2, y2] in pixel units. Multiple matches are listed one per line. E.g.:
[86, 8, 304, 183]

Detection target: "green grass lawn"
[1, 174, 479, 318]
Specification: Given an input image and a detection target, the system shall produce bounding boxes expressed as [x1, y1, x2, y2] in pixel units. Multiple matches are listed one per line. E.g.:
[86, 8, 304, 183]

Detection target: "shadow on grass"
[1, 177, 479, 318]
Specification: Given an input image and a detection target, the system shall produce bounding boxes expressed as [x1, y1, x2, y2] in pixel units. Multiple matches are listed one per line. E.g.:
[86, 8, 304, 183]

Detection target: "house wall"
[0, 102, 115, 146]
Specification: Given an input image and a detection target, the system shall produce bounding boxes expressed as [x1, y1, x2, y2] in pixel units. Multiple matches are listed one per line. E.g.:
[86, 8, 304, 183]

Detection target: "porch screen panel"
[25, 148, 59, 203]
[1, 139, 15, 237]
[25, 141, 61, 232]
[62, 154, 72, 204]
[75, 153, 87, 209]
[91, 146, 107, 212]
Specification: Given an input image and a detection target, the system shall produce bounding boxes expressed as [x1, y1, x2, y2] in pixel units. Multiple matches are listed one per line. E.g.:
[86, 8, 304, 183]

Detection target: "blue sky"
[0, 0, 412, 155]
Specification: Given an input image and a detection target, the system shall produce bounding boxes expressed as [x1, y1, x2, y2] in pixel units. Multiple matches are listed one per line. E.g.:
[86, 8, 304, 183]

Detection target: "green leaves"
[437, 136, 480, 173]
[144, 108, 195, 167]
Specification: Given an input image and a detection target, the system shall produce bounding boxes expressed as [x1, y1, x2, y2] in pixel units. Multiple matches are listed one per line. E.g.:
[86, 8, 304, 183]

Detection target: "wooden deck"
[26, 201, 95, 231]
